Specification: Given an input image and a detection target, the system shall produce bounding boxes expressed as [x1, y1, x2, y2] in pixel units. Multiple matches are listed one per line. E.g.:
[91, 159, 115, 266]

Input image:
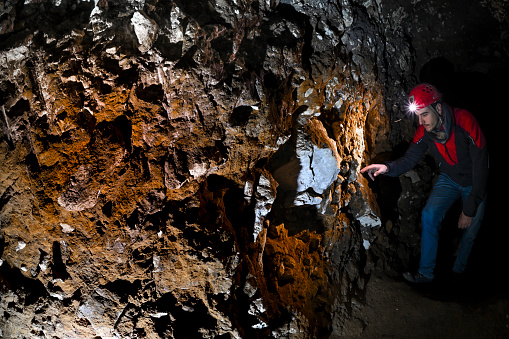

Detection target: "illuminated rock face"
[0, 0, 506, 337]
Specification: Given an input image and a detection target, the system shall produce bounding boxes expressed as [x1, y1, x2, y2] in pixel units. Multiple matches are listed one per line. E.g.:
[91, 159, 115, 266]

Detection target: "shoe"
[403, 271, 433, 283]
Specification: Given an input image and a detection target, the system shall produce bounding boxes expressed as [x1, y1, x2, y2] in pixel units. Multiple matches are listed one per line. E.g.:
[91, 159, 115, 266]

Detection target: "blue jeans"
[418, 173, 486, 279]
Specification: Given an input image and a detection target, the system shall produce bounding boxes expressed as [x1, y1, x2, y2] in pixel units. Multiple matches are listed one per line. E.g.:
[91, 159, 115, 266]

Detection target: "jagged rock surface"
[0, 0, 507, 338]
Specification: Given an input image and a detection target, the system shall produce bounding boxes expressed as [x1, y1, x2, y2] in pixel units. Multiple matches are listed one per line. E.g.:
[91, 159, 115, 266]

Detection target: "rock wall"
[1, 0, 507, 338]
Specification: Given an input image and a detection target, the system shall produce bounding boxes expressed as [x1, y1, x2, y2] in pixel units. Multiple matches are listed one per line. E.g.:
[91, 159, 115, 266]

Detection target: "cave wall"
[0, 0, 507, 338]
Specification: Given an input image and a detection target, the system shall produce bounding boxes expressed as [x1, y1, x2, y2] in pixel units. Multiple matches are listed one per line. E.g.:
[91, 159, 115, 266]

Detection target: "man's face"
[415, 103, 442, 132]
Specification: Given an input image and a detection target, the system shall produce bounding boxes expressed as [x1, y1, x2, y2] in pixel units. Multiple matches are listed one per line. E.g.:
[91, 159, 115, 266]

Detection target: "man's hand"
[458, 212, 473, 229]
[360, 164, 388, 181]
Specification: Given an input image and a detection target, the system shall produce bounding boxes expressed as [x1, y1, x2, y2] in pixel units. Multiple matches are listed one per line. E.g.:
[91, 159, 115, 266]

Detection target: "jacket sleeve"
[460, 111, 489, 217]
[385, 126, 429, 177]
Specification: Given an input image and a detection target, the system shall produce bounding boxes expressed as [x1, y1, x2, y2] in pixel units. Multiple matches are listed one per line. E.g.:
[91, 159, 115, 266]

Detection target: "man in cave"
[360, 83, 489, 283]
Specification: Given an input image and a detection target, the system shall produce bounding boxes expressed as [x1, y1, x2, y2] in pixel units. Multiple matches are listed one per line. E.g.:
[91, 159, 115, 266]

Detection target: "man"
[361, 83, 489, 283]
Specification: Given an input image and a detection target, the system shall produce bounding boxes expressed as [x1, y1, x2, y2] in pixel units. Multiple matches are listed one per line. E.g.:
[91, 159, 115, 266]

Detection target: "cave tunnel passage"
[0, 0, 508, 337]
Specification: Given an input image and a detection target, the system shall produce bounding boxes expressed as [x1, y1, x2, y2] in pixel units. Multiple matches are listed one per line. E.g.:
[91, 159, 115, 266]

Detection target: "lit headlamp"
[408, 95, 418, 113]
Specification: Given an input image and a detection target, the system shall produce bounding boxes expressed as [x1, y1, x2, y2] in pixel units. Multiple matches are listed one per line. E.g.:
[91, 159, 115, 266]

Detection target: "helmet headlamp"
[408, 95, 418, 112]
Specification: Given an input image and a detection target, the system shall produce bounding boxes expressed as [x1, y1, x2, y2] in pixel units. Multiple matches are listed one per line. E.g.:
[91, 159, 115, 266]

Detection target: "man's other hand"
[458, 212, 473, 229]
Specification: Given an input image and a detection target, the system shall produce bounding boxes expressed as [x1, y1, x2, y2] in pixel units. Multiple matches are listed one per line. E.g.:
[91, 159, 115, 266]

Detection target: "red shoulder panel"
[454, 108, 486, 149]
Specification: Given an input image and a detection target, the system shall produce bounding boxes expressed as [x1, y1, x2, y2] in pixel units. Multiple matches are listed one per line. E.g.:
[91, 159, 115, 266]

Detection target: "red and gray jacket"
[385, 105, 489, 217]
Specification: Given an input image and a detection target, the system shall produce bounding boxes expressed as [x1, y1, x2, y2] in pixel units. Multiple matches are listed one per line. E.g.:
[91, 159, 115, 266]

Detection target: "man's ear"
[435, 103, 443, 115]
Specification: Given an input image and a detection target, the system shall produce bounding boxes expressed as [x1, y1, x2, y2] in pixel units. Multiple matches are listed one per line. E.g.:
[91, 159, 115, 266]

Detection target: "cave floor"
[343, 268, 509, 338]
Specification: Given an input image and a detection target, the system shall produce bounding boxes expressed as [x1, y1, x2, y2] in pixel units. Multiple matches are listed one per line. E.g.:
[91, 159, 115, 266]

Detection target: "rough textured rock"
[0, 0, 507, 338]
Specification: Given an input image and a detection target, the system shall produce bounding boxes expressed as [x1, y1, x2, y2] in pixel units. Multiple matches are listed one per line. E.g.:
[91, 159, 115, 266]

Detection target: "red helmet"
[408, 83, 442, 112]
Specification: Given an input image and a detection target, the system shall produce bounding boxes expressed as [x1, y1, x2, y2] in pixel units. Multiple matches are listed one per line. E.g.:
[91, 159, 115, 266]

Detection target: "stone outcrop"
[0, 0, 507, 337]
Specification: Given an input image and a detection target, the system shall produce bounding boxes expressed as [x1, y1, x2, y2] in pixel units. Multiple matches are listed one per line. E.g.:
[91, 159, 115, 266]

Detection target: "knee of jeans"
[461, 230, 478, 242]
[421, 208, 440, 234]
[422, 206, 436, 224]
